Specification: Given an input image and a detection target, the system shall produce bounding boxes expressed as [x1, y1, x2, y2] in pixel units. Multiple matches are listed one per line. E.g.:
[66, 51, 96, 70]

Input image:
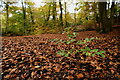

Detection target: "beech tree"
[4, 1, 9, 34]
[1, 0, 119, 36]
[46, 3, 51, 21]
[59, 0, 63, 26]
[64, 1, 67, 27]
[21, 0, 27, 35]
[52, 1, 56, 21]
[98, 2, 111, 33]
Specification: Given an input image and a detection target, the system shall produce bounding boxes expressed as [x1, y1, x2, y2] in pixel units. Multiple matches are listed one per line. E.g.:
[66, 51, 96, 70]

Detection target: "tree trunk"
[47, 3, 51, 21]
[59, 0, 63, 26]
[64, 2, 67, 27]
[110, 0, 115, 27]
[28, 5, 34, 32]
[52, 2, 56, 21]
[5, 2, 9, 34]
[98, 2, 111, 33]
[93, 2, 97, 29]
[21, 0, 26, 35]
[28, 5, 34, 25]
[74, 3, 77, 23]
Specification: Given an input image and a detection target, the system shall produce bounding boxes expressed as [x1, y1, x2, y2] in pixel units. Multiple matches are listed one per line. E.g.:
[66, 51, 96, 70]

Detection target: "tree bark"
[46, 3, 51, 21]
[74, 3, 77, 23]
[52, 2, 56, 21]
[93, 2, 97, 29]
[28, 5, 34, 25]
[98, 2, 111, 33]
[59, 0, 63, 26]
[5, 2, 9, 34]
[21, 0, 26, 35]
[64, 2, 67, 27]
[28, 5, 34, 32]
[110, 0, 115, 27]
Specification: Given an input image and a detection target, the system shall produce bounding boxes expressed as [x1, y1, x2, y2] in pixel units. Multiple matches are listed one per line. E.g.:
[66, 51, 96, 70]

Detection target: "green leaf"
[57, 52, 63, 55]
[71, 39, 76, 42]
[80, 49, 86, 51]
[61, 50, 65, 52]
[66, 41, 71, 44]
[90, 49, 98, 52]
[85, 47, 91, 51]
[86, 52, 89, 56]
[49, 39, 59, 42]
[75, 50, 81, 53]
[92, 53, 95, 56]
[85, 38, 89, 41]
[65, 53, 69, 57]
[96, 52, 100, 55]
[61, 40, 66, 43]
[83, 51, 86, 54]
[68, 34, 73, 38]
[99, 51, 106, 54]
[81, 42, 86, 44]
[90, 37, 95, 40]
[60, 39, 63, 42]
[69, 49, 74, 52]
[55, 41, 61, 44]
[99, 54, 105, 58]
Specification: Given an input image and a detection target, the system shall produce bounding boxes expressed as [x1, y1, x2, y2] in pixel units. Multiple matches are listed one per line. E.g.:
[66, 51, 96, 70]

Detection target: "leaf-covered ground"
[1, 27, 120, 80]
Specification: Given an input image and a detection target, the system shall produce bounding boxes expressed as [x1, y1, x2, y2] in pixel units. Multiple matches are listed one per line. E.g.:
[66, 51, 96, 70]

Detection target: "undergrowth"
[49, 29, 106, 58]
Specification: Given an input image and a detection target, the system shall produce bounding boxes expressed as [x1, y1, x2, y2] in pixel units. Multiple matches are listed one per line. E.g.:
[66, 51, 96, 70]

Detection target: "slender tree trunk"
[74, 3, 77, 23]
[21, 0, 26, 35]
[28, 5, 34, 25]
[59, 0, 63, 26]
[110, 0, 115, 27]
[119, 9, 120, 25]
[93, 2, 97, 29]
[47, 3, 51, 21]
[64, 2, 67, 27]
[28, 5, 34, 32]
[117, 2, 120, 25]
[5, 2, 9, 34]
[94, 11, 97, 29]
[52, 2, 56, 21]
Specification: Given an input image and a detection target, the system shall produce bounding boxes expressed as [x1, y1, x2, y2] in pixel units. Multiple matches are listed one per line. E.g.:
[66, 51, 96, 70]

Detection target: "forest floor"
[1, 27, 120, 80]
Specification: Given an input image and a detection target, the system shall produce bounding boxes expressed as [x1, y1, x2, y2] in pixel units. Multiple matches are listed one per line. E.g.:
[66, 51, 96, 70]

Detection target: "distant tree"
[110, 1, 115, 29]
[74, 2, 77, 23]
[64, 1, 67, 27]
[27, 2, 35, 32]
[52, 1, 56, 21]
[46, 3, 51, 21]
[4, 1, 9, 34]
[21, 0, 27, 35]
[59, 0, 63, 26]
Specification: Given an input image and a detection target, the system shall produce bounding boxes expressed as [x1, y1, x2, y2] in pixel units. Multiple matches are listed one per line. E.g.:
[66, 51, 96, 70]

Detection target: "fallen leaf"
[10, 68, 16, 73]
[4, 75, 11, 78]
[66, 75, 74, 79]
[76, 73, 84, 78]
[34, 66, 40, 68]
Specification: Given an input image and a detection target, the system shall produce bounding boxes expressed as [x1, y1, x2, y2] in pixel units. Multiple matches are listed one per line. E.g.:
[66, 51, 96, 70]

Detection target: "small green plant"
[80, 47, 105, 57]
[49, 32, 104, 58]
[56, 50, 69, 57]
[56, 49, 75, 57]
[67, 32, 78, 39]
[66, 39, 76, 44]
[76, 37, 99, 44]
